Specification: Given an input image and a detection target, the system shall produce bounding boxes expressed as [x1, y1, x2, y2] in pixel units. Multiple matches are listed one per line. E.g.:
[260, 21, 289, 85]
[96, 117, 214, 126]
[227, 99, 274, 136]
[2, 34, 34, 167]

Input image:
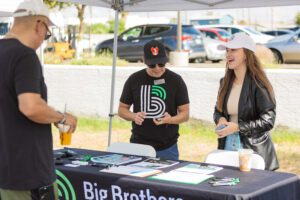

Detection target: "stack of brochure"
[148, 163, 223, 185]
[90, 154, 142, 166]
[149, 171, 213, 184]
[129, 157, 179, 169]
[174, 163, 223, 174]
[101, 166, 162, 177]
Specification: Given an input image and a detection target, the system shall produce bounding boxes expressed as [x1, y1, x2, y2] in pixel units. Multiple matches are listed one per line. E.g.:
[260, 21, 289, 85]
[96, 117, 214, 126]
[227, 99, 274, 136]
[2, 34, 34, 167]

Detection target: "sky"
[0, 1, 299, 30]
[82, 5, 300, 29]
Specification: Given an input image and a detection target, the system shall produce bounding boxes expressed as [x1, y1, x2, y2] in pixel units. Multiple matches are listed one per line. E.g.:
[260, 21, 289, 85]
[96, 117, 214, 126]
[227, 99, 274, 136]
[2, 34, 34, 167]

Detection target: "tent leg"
[107, 10, 119, 147]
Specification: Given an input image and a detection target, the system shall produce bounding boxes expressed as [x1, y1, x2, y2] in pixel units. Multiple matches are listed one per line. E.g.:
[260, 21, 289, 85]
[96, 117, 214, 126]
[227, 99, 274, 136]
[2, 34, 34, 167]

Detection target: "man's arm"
[153, 104, 189, 125]
[18, 93, 77, 131]
[118, 102, 145, 125]
[171, 103, 190, 124]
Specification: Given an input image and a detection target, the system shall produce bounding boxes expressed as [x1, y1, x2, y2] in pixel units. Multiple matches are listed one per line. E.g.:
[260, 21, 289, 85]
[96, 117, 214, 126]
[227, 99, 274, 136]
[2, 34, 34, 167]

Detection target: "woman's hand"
[215, 121, 239, 138]
[217, 117, 227, 126]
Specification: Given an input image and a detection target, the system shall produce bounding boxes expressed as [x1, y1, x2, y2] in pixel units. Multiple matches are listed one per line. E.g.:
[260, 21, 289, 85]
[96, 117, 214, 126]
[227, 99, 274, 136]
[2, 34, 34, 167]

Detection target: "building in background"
[190, 14, 233, 26]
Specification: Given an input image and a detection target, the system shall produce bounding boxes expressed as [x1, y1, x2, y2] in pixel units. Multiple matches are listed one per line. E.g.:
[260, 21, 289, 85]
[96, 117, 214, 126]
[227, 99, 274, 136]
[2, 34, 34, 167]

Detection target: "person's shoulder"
[3, 39, 36, 57]
[165, 69, 183, 80]
[247, 74, 272, 98]
[247, 74, 267, 90]
[128, 68, 146, 79]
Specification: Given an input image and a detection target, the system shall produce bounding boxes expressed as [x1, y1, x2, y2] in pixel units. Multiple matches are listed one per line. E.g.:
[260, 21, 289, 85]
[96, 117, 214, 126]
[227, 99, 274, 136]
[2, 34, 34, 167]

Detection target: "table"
[54, 148, 300, 200]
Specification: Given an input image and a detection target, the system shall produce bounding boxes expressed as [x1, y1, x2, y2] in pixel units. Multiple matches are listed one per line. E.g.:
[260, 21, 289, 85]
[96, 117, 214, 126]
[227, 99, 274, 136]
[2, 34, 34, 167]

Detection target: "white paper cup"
[238, 149, 253, 172]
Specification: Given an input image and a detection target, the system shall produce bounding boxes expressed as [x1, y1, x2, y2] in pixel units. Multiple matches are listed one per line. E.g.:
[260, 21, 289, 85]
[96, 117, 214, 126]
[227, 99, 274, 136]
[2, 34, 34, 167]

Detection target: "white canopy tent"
[56, 0, 300, 146]
[0, 11, 12, 17]
[58, 0, 300, 11]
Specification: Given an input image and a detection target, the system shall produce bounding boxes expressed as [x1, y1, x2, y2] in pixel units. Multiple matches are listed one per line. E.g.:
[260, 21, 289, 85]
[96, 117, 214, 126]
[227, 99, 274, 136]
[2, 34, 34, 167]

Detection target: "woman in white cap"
[213, 32, 279, 170]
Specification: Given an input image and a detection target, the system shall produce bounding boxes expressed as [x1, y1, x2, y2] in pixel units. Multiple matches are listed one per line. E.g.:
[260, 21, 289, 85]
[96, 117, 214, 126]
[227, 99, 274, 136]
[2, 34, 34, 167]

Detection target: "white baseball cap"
[13, 0, 55, 26]
[218, 32, 256, 53]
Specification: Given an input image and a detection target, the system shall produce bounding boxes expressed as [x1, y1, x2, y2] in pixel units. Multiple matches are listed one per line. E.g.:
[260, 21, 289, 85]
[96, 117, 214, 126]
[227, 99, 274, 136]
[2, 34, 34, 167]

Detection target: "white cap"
[218, 32, 256, 53]
[13, 0, 54, 26]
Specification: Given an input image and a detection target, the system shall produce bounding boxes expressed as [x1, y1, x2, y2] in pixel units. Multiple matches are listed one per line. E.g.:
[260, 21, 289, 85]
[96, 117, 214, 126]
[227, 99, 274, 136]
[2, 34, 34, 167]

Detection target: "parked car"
[198, 27, 231, 42]
[202, 37, 226, 62]
[95, 24, 206, 62]
[0, 22, 9, 39]
[266, 29, 300, 63]
[263, 30, 294, 37]
[197, 24, 273, 44]
[287, 26, 299, 32]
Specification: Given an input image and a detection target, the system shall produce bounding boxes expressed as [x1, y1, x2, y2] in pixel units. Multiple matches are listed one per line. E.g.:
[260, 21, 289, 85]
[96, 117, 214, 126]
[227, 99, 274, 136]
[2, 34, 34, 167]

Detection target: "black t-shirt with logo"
[120, 69, 189, 150]
[0, 39, 55, 190]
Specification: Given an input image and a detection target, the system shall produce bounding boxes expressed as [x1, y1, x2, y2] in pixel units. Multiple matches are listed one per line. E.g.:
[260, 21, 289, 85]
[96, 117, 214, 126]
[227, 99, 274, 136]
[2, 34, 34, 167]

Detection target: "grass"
[76, 117, 132, 132]
[44, 52, 128, 66]
[53, 117, 300, 175]
[272, 126, 300, 144]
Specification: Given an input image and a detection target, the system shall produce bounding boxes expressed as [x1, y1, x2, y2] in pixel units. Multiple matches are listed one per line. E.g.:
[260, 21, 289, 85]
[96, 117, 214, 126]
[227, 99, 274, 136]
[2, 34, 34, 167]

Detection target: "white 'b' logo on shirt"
[140, 85, 166, 118]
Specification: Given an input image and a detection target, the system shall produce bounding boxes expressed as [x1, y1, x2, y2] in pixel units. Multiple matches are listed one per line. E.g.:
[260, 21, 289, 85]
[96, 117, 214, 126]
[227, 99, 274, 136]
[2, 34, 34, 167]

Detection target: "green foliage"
[43, 0, 70, 10]
[272, 126, 300, 144]
[296, 12, 300, 26]
[170, 18, 177, 24]
[84, 19, 126, 34]
[84, 23, 109, 34]
[107, 20, 126, 34]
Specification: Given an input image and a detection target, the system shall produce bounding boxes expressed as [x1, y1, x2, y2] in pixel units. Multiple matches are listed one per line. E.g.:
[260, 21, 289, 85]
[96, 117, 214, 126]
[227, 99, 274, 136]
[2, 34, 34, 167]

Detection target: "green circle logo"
[56, 169, 76, 200]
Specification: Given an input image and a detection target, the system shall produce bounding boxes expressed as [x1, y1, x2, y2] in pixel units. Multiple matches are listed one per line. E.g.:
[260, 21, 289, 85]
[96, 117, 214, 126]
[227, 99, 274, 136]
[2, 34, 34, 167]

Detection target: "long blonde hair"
[216, 49, 275, 111]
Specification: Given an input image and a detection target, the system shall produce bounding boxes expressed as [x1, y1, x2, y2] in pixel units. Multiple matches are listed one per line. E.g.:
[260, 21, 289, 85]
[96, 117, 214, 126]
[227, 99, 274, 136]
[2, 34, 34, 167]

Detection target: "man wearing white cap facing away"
[0, 0, 77, 199]
[213, 32, 279, 170]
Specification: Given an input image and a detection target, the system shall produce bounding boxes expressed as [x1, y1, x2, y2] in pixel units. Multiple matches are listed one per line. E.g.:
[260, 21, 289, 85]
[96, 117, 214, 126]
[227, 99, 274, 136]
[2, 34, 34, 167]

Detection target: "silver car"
[266, 29, 300, 63]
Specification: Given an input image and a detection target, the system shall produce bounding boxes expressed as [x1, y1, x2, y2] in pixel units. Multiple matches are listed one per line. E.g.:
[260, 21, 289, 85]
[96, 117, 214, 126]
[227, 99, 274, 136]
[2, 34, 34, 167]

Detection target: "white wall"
[44, 65, 300, 130]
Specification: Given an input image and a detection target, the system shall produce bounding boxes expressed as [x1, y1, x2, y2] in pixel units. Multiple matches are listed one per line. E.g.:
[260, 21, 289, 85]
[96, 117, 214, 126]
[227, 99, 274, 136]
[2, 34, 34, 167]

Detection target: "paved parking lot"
[130, 62, 300, 69]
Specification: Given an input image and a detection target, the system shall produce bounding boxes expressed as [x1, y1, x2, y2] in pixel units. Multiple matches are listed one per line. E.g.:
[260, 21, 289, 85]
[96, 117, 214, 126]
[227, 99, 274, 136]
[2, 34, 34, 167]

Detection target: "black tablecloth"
[54, 148, 300, 200]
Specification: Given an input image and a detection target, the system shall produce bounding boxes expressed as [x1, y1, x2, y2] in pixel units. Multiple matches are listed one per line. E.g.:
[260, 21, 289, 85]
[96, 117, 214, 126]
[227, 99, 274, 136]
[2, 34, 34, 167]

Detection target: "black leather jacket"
[214, 72, 279, 170]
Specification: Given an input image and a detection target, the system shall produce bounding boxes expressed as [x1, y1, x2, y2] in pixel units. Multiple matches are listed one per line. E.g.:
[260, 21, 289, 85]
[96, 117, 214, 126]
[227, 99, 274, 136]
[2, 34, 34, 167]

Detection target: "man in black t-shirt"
[118, 40, 190, 160]
[0, 1, 77, 200]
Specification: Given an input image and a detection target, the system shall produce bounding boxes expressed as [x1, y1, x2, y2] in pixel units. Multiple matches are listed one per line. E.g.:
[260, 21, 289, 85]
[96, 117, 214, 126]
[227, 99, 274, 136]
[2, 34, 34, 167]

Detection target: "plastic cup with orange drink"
[58, 123, 72, 146]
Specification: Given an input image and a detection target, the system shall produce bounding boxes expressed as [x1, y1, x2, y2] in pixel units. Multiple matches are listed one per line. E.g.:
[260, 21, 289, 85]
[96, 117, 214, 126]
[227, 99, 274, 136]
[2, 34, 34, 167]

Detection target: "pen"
[212, 182, 237, 186]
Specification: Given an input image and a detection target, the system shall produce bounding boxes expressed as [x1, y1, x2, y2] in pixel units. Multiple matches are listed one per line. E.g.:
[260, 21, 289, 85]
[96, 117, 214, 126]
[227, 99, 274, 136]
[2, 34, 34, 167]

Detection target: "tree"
[296, 12, 300, 26]
[43, 0, 86, 41]
[74, 4, 86, 41]
[43, 0, 69, 9]
[107, 12, 127, 34]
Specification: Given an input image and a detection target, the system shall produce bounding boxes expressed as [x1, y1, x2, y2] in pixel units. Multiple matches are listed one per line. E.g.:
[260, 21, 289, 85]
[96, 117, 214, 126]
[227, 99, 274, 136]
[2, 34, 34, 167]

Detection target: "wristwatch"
[57, 111, 66, 124]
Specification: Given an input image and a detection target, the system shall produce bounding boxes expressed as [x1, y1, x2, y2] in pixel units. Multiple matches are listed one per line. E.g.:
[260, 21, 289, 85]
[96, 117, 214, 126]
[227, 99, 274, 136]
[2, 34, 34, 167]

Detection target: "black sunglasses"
[148, 63, 165, 68]
[37, 20, 52, 40]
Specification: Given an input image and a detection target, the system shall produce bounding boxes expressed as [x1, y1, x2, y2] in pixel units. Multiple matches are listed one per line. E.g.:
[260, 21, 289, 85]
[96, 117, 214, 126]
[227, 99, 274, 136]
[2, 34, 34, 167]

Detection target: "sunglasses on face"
[148, 63, 165, 68]
[37, 20, 52, 40]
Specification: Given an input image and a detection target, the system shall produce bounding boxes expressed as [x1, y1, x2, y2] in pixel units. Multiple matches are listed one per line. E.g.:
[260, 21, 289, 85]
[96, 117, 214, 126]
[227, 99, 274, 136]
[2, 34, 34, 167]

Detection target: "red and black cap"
[143, 40, 168, 66]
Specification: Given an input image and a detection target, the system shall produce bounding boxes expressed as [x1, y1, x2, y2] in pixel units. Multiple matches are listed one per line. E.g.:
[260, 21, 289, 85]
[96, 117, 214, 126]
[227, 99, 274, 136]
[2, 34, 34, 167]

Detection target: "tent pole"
[177, 11, 182, 51]
[107, 9, 119, 147]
